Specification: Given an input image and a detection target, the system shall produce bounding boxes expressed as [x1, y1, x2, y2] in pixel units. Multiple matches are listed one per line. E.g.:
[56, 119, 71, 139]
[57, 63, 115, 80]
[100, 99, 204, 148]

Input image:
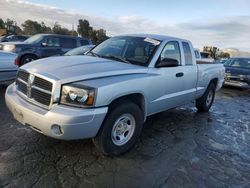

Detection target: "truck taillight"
[14, 58, 20, 66]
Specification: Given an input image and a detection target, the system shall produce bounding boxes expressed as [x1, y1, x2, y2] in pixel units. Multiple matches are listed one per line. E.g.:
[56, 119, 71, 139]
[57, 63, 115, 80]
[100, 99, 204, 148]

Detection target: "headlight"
[3, 44, 16, 52]
[60, 85, 95, 107]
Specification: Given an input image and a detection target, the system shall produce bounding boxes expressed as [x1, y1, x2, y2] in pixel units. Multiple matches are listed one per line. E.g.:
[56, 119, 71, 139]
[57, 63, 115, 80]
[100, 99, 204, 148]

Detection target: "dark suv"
[0, 34, 92, 66]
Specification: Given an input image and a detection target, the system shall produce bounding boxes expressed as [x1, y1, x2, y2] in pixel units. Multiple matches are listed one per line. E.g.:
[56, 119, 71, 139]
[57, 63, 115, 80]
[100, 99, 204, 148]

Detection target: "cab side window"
[46, 37, 60, 47]
[160, 41, 181, 65]
[194, 50, 200, 59]
[80, 39, 90, 46]
[182, 42, 193, 65]
[60, 38, 77, 48]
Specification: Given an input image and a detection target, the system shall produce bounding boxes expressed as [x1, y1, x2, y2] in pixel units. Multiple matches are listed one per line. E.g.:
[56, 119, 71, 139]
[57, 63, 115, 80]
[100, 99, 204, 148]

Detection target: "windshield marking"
[144, 37, 160, 46]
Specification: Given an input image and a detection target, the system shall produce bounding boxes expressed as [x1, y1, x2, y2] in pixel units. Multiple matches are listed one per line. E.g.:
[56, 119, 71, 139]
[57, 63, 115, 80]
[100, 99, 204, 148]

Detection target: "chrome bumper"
[224, 80, 250, 89]
[5, 84, 108, 140]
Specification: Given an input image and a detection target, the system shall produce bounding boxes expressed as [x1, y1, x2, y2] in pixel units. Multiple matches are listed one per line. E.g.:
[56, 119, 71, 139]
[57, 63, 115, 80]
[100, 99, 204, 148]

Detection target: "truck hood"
[21, 55, 148, 83]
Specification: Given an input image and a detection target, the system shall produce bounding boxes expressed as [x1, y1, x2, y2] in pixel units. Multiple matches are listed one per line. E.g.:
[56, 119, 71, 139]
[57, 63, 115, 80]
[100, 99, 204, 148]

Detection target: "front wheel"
[196, 83, 216, 112]
[93, 102, 143, 156]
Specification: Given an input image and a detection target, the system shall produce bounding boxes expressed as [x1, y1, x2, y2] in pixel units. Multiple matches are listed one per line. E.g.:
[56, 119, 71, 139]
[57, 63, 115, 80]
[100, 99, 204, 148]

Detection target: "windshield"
[24, 34, 43, 44]
[224, 58, 250, 69]
[65, 45, 95, 56]
[89, 36, 161, 66]
[65, 46, 84, 56]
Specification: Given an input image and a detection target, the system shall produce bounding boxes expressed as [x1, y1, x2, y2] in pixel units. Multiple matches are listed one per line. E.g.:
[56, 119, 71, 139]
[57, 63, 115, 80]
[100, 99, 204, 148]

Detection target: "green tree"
[95, 29, 108, 44]
[14, 25, 23, 35]
[52, 22, 70, 35]
[41, 22, 52, 34]
[22, 20, 42, 35]
[88, 28, 97, 43]
[77, 19, 90, 37]
[5, 18, 16, 34]
[0, 18, 5, 29]
[70, 30, 78, 36]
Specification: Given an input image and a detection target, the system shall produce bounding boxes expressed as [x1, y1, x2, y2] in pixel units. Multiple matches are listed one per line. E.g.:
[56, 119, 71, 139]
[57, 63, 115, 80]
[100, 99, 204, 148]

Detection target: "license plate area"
[13, 107, 25, 125]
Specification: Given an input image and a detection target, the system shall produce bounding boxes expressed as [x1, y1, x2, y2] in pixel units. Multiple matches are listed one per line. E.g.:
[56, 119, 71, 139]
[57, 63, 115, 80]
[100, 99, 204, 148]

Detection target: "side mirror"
[41, 42, 48, 47]
[156, 58, 179, 68]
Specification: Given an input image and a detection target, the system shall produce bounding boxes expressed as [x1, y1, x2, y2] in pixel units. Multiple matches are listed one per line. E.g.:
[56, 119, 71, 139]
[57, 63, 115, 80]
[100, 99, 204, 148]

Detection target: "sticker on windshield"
[144, 38, 160, 46]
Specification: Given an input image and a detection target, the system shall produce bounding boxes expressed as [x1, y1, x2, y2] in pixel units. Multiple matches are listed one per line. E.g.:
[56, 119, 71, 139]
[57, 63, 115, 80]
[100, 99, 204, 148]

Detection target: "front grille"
[16, 70, 53, 108]
[31, 88, 52, 106]
[33, 76, 53, 91]
[16, 79, 27, 94]
[17, 71, 29, 82]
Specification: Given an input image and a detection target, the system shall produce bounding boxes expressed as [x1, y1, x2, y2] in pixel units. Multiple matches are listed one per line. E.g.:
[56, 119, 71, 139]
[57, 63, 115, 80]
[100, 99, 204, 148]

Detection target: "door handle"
[176, 72, 184, 77]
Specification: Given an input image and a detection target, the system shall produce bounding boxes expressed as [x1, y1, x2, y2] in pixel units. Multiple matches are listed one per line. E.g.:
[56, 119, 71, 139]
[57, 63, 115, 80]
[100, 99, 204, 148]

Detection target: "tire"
[93, 102, 143, 156]
[20, 54, 37, 66]
[196, 83, 216, 112]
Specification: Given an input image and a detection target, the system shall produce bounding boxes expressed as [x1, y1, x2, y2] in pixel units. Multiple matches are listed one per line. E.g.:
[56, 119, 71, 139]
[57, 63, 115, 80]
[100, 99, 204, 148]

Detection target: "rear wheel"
[20, 54, 37, 66]
[93, 102, 143, 156]
[196, 83, 216, 112]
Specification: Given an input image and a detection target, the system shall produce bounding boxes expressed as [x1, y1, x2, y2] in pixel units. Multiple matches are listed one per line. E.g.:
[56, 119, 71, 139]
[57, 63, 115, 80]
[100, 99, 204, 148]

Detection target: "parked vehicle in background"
[0, 35, 29, 42]
[5, 34, 225, 156]
[218, 58, 228, 64]
[0, 51, 18, 84]
[0, 34, 92, 66]
[224, 58, 250, 89]
[64, 45, 95, 56]
[194, 49, 215, 64]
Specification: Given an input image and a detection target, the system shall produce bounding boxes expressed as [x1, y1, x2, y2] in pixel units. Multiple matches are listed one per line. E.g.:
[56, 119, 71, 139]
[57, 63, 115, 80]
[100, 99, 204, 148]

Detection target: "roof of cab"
[33, 33, 89, 40]
[115, 33, 190, 42]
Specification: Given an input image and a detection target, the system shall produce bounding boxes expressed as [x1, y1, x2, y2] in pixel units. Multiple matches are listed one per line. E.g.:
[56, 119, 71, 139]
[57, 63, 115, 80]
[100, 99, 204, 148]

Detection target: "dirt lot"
[0, 86, 249, 188]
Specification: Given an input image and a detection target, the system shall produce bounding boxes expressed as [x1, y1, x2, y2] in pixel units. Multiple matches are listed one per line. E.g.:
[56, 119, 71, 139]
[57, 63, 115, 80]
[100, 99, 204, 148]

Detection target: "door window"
[194, 50, 200, 59]
[60, 38, 77, 48]
[182, 42, 193, 65]
[46, 37, 60, 47]
[160, 41, 181, 65]
[80, 39, 90, 46]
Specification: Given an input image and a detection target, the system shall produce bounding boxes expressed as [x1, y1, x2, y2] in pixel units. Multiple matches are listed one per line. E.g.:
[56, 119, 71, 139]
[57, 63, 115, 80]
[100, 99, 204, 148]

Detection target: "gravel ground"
[0, 86, 250, 188]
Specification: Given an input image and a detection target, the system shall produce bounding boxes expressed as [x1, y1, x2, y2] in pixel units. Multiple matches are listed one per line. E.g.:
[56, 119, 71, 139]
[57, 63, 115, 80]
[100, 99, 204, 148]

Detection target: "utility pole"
[72, 24, 74, 36]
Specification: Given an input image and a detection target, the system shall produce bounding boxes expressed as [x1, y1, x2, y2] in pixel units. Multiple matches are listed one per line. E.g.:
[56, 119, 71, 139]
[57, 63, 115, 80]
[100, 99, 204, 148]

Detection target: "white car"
[0, 51, 18, 84]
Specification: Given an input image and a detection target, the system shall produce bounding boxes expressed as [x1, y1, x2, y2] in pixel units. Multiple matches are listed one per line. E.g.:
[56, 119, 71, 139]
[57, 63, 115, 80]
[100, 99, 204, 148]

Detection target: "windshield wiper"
[88, 51, 99, 57]
[101, 55, 131, 64]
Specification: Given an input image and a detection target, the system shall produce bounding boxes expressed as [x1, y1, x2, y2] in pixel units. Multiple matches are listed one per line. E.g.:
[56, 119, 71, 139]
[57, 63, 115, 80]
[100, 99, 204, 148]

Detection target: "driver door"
[149, 41, 197, 114]
[40, 37, 62, 58]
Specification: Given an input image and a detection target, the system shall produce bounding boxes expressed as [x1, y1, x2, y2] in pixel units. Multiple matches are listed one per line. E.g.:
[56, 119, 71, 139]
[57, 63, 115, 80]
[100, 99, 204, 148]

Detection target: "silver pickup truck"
[5, 34, 225, 155]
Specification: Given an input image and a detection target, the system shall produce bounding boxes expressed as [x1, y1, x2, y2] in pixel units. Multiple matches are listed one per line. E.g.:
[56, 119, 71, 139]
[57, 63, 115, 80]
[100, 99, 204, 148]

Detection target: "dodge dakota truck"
[5, 34, 225, 156]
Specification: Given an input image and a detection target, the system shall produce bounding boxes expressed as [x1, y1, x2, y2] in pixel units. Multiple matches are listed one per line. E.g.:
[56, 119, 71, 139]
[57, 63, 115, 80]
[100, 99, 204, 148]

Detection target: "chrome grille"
[33, 76, 53, 91]
[16, 70, 53, 108]
[17, 71, 29, 82]
[16, 79, 27, 94]
[31, 88, 51, 106]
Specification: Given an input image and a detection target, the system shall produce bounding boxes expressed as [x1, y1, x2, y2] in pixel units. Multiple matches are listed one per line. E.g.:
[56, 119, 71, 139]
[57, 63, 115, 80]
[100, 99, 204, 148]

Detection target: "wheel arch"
[209, 78, 218, 89]
[20, 53, 39, 65]
[107, 93, 147, 122]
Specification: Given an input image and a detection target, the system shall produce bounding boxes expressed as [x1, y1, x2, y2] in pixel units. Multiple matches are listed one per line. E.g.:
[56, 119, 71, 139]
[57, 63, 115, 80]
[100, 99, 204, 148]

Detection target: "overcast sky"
[0, 0, 250, 51]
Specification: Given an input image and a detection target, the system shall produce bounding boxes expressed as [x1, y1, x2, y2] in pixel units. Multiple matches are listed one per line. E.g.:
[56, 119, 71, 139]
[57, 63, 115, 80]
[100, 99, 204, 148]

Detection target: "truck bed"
[196, 63, 225, 98]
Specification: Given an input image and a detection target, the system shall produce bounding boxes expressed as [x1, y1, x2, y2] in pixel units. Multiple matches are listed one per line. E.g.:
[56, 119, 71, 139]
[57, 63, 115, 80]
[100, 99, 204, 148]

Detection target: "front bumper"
[224, 80, 250, 89]
[5, 84, 108, 140]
